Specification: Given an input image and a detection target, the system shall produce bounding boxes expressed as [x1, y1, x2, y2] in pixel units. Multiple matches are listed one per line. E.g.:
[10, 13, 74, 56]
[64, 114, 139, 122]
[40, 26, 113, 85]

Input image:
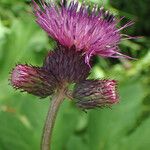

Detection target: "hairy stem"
[41, 88, 66, 150]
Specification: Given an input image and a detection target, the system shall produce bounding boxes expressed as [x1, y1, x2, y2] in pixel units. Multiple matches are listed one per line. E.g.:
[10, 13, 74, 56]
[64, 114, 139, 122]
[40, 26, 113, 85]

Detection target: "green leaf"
[87, 79, 145, 150]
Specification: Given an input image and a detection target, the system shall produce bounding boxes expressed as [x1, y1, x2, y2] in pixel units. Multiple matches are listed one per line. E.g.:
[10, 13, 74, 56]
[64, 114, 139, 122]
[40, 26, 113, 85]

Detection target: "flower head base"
[73, 79, 118, 109]
[43, 45, 90, 84]
[11, 65, 57, 98]
[33, 0, 133, 65]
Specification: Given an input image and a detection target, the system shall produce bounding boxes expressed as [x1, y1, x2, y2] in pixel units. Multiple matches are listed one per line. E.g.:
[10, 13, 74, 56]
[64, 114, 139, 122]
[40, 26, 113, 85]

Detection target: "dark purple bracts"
[43, 45, 90, 84]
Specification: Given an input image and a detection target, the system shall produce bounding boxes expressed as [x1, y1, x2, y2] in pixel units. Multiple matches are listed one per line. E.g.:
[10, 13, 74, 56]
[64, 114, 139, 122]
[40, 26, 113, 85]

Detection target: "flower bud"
[73, 79, 119, 109]
[11, 64, 57, 98]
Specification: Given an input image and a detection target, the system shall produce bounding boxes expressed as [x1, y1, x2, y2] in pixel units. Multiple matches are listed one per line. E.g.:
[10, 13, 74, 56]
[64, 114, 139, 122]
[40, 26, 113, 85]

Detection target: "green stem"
[41, 88, 66, 150]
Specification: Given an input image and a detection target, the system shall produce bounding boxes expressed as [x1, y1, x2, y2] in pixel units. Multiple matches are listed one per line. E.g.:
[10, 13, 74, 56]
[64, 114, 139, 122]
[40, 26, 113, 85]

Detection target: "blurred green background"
[0, 0, 150, 150]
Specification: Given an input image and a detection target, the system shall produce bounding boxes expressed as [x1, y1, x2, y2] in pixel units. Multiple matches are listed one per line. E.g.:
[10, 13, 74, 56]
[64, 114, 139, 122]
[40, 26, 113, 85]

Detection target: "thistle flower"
[10, 1, 134, 149]
[33, 0, 133, 65]
[10, 0, 133, 103]
[73, 79, 118, 109]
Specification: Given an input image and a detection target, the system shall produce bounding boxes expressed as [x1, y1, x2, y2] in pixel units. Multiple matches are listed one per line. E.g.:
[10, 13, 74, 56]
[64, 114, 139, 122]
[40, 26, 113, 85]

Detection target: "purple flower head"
[73, 79, 118, 109]
[32, 0, 133, 65]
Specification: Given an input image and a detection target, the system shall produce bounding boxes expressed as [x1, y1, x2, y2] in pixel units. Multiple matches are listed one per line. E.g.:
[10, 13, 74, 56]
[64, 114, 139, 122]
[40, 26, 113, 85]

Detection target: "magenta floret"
[33, 0, 133, 65]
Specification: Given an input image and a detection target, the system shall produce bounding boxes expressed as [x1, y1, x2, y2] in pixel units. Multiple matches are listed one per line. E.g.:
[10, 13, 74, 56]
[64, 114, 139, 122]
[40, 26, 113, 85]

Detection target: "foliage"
[0, 0, 150, 150]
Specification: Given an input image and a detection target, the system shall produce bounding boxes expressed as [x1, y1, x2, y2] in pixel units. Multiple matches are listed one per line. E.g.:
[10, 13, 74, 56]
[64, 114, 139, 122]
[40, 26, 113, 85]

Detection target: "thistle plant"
[10, 0, 134, 150]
